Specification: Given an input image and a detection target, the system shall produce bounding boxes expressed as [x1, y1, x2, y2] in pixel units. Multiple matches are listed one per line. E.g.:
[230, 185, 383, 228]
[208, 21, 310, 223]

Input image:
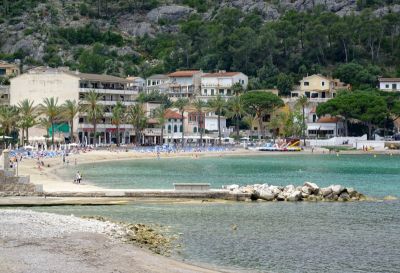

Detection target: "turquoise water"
[58, 154, 400, 197]
[49, 155, 400, 272]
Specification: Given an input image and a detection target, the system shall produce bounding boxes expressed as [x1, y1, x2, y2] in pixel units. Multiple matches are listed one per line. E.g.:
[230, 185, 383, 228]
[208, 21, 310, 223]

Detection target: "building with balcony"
[378, 78, 400, 92]
[10, 67, 134, 144]
[199, 71, 248, 101]
[0, 85, 10, 106]
[146, 74, 169, 94]
[126, 76, 145, 94]
[0, 61, 20, 77]
[307, 117, 344, 138]
[167, 70, 202, 99]
[290, 74, 349, 102]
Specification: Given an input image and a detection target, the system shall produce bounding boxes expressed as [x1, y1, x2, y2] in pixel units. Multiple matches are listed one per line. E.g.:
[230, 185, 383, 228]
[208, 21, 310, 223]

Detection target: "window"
[392, 84, 397, 90]
[313, 115, 317, 122]
[241, 80, 244, 84]
[0, 69, 5, 75]
[193, 127, 197, 133]
[174, 125, 178, 133]
[180, 125, 183, 132]
[79, 117, 84, 123]
[211, 89, 215, 96]
[219, 89, 224, 95]
[291, 93, 298, 97]
[79, 93, 85, 99]
[204, 89, 207, 95]
[227, 89, 231, 95]
[304, 82, 309, 86]
[322, 81, 325, 86]
[333, 93, 336, 97]
[385, 84, 389, 89]
[305, 92, 310, 98]
[168, 125, 172, 133]
[311, 93, 318, 98]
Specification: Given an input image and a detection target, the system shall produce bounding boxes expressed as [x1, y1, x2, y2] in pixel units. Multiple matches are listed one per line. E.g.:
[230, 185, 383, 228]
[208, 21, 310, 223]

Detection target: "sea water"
[43, 155, 400, 272]
[57, 154, 400, 197]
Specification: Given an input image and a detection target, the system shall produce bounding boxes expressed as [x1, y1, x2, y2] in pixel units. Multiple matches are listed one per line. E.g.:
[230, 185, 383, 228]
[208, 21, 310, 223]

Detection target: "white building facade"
[10, 67, 135, 145]
[199, 71, 248, 101]
[379, 78, 400, 92]
[167, 70, 202, 99]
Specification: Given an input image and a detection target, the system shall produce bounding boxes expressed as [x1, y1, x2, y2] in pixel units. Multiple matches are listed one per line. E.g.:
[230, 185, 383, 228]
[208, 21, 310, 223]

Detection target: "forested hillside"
[1, 0, 400, 90]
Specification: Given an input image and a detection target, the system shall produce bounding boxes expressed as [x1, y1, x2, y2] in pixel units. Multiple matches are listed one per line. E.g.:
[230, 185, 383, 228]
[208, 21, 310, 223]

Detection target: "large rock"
[331, 185, 344, 195]
[287, 190, 302, 201]
[304, 182, 319, 194]
[320, 187, 332, 197]
[147, 5, 194, 23]
[259, 189, 275, 201]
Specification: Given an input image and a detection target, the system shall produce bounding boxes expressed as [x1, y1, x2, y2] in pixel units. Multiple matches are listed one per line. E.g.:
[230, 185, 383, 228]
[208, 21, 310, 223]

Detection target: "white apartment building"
[199, 71, 248, 101]
[10, 67, 134, 145]
[126, 76, 145, 94]
[378, 78, 400, 92]
[146, 74, 169, 93]
[167, 70, 202, 99]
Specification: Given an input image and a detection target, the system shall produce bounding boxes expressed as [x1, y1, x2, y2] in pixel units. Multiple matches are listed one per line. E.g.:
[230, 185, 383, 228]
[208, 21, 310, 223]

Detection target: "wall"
[10, 72, 80, 138]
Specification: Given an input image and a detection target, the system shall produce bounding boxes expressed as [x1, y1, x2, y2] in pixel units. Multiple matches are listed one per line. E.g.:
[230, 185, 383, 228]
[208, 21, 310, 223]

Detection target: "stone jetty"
[224, 182, 366, 202]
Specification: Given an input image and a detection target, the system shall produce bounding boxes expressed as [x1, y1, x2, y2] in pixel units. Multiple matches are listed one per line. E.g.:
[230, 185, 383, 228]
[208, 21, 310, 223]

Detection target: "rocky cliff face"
[0, 0, 398, 66]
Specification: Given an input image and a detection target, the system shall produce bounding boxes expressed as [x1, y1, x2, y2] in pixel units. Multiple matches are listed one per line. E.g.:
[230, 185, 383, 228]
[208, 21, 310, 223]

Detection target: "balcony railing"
[79, 88, 133, 95]
[143, 128, 162, 136]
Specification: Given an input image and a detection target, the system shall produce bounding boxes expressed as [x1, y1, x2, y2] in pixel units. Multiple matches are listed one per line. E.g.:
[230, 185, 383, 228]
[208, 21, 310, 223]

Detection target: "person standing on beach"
[75, 171, 81, 184]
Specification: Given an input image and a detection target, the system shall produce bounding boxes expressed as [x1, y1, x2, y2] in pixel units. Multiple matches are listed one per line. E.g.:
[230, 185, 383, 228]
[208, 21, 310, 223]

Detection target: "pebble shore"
[0, 209, 221, 273]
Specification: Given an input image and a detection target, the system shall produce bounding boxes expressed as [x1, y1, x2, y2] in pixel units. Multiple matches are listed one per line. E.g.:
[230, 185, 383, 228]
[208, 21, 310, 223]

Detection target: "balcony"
[287, 97, 330, 103]
[77, 123, 133, 130]
[143, 128, 162, 136]
[79, 88, 134, 95]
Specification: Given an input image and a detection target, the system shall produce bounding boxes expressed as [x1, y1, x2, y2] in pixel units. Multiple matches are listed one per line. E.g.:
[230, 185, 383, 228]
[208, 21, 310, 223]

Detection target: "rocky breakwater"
[225, 182, 366, 202]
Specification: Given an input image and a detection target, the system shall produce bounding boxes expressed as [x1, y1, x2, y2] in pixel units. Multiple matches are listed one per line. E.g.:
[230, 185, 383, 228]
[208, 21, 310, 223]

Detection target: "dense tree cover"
[242, 91, 284, 139]
[139, 8, 400, 88]
[317, 90, 400, 139]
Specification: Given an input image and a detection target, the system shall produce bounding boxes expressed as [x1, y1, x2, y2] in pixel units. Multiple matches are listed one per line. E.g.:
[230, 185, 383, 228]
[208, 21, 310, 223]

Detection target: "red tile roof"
[317, 117, 340, 123]
[202, 72, 241, 77]
[168, 70, 200, 77]
[165, 110, 182, 119]
[379, 77, 400, 82]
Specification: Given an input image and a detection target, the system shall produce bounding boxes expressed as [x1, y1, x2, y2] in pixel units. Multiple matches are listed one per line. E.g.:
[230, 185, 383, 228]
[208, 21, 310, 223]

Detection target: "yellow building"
[0, 61, 20, 77]
[290, 74, 349, 102]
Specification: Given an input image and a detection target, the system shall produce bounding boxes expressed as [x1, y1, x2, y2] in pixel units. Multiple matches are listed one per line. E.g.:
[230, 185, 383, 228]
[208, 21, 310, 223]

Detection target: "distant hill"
[1, 0, 400, 89]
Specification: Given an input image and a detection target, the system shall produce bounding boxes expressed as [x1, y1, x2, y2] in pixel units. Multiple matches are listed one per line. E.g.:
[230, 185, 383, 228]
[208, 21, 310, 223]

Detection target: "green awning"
[48, 123, 70, 137]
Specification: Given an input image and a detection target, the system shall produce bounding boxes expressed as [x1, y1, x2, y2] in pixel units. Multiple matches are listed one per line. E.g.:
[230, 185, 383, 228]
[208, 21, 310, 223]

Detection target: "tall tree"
[0, 106, 19, 144]
[192, 99, 206, 146]
[154, 105, 167, 145]
[174, 98, 189, 147]
[80, 90, 104, 146]
[295, 95, 309, 145]
[126, 103, 147, 145]
[242, 91, 284, 139]
[208, 95, 226, 145]
[232, 82, 244, 96]
[111, 101, 125, 146]
[18, 99, 37, 145]
[226, 96, 245, 140]
[39, 97, 62, 145]
[61, 99, 79, 143]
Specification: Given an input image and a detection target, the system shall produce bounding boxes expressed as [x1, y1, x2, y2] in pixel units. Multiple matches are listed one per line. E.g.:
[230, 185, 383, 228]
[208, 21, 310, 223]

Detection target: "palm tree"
[226, 96, 245, 140]
[0, 105, 19, 144]
[174, 98, 189, 147]
[296, 95, 309, 146]
[18, 99, 37, 145]
[111, 101, 125, 146]
[232, 82, 244, 96]
[154, 105, 167, 145]
[192, 98, 206, 146]
[126, 103, 147, 145]
[80, 90, 104, 146]
[208, 95, 226, 145]
[39, 97, 62, 145]
[61, 99, 79, 143]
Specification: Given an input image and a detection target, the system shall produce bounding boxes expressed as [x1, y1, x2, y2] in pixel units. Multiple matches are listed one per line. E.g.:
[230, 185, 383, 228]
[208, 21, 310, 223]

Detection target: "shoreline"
[17, 148, 400, 193]
[0, 209, 228, 273]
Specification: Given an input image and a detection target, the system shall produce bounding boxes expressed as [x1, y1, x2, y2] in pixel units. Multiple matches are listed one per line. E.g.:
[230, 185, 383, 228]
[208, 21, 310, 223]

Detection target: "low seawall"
[43, 189, 251, 201]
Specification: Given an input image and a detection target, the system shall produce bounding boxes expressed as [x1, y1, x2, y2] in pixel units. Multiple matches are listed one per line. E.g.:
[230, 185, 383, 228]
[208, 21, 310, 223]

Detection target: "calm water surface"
[58, 154, 400, 196]
[49, 155, 400, 272]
